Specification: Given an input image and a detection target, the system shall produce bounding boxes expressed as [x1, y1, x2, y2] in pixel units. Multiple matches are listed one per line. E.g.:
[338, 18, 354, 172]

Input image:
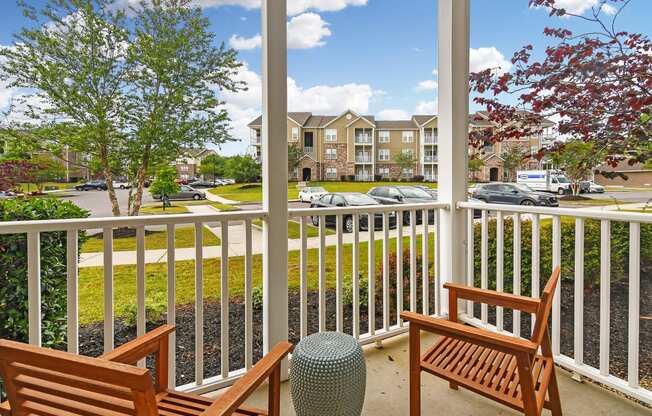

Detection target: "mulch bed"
[79, 276, 650, 390]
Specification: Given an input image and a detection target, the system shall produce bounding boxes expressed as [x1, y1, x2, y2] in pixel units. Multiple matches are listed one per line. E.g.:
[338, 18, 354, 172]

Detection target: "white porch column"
[261, 0, 288, 355]
[438, 0, 470, 317]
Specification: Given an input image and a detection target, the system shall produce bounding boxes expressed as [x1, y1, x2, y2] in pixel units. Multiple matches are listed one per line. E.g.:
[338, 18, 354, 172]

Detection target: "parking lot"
[60, 188, 157, 217]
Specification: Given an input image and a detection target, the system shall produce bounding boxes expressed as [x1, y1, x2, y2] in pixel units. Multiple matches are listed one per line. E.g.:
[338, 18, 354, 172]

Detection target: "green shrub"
[252, 286, 263, 309]
[472, 217, 652, 293]
[0, 198, 89, 348]
[343, 274, 369, 308]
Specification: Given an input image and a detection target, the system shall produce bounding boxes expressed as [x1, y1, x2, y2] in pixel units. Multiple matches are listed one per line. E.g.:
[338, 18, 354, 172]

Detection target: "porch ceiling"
[209, 332, 650, 415]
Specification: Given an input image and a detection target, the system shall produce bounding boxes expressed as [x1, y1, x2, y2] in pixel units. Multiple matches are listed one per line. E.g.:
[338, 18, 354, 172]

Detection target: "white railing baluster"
[336, 215, 344, 332]
[513, 213, 521, 338]
[103, 227, 113, 352]
[422, 209, 429, 315]
[496, 212, 504, 331]
[466, 209, 474, 316]
[552, 215, 561, 356]
[368, 214, 376, 336]
[396, 212, 404, 326]
[531, 214, 540, 334]
[409, 210, 417, 313]
[434, 209, 440, 316]
[166, 224, 176, 387]
[382, 213, 390, 331]
[352, 214, 360, 338]
[136, 226, 146, 368]
[27, 231, 41, 346]
[574, 218, 584, 366]
[599, 219, 611, 377]
[628, 222, 640, 388]
[221, 221, 229, 378]
[244, 219, 253, 369]
[480, 210, 488, 324]
[66, 230, 79, 354]
[194, 223, 204, 385]
[299, 217, 308, 339]
[318, 215, 326, 332]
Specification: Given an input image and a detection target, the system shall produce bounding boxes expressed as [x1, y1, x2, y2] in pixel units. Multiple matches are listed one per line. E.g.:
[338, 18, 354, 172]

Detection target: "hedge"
[472, 217, 652, 294]
[0, 198, 89, 348]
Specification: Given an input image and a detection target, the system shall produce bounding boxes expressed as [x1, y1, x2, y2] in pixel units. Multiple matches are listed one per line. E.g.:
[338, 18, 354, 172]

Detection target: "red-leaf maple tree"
[469, 0, 652, 169]
[0, 160, 34, 192]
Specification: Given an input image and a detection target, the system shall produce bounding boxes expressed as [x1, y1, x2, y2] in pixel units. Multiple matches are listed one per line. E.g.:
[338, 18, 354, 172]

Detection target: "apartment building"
[248, 109, 554, 182]
[173, 148, 217, 181]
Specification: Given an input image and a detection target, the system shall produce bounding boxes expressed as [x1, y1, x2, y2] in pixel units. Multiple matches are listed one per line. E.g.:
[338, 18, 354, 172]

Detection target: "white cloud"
[115, 0, 366, 16]
[415, 100, 437, 115]
[377, 109, 410, 120]
[414, 80, 438, 92]
[533, 0, 616, 16]
[229, 34, 261, 50]
[469, 47, 512, 75]
[229, 13, 331, 50]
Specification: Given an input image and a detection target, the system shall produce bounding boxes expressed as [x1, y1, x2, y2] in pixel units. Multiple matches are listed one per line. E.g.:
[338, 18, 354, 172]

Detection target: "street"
[60, 188, 157, 217]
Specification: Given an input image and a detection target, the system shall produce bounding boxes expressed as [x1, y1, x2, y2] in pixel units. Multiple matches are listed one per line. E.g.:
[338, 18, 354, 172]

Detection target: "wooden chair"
[401, 267, 562, 416]
[0, 325, 292, 416]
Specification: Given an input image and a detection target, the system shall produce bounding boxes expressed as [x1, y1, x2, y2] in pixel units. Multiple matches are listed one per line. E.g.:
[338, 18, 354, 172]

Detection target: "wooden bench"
[401, 267, 562, 416]
[0, 325, 292, 416]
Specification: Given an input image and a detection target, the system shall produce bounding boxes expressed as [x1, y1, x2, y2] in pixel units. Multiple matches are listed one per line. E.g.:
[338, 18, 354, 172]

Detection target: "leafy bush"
[0, 198, 89, 348]
[472, 217, 652, 292]
[252, 286, 263, 309]
[343, 274, 369, 308]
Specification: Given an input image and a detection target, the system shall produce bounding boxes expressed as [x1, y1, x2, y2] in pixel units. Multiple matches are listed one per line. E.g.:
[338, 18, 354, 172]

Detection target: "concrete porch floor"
[210, 332, 651, 415]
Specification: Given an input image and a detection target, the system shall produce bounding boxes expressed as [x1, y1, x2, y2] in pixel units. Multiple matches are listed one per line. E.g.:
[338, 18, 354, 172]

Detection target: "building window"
[325, 148, 337, 159]
[402, 168, 414, 177]
[325, 129, 337, 142]
[326, 167, 337, 178]
[401, 149, 414, 157]
[402, 131, 414, 143]
[378, 149, 390, 161]
[378, 130, 390, 143]
[180, 166, 188, 172]
[483, 142, 494, 154]
[291, 127, 299, 141]
[377, 167, 390, 178]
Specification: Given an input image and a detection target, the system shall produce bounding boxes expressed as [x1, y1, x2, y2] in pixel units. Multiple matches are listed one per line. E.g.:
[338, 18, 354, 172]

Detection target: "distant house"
[595, 160, 652, 187]
[174, 148, 217, 181]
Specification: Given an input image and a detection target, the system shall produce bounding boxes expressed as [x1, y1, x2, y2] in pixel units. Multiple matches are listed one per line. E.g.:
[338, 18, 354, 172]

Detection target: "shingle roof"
[287, 112, 312, 126]
[412, 115, 436, 126]
[375, 120, 419, 129]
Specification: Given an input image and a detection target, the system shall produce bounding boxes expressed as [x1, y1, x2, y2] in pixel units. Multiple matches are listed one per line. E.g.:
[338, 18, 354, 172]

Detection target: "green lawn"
[17, 182, 81, 192]
[174, 200, 241, 211]
[209, 181, 438, 203]
[252, 218, 335, 238]
[559, 198, 622, 206]
[77, 233, 434, 324]
[619, 209, 652, 214]
[140, 205, 189, 214]
[81, 225, 221, 253]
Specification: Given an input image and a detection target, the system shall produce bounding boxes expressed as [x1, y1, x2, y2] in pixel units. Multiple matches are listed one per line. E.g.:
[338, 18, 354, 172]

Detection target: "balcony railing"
[1, 201, 650, 405]
[423, 155, 438, 163]
[355, 155, 372, 163]
[250, 136, 261, 145]
[423, 135, 438, 145]
[355, 135, 372, 144]
[303, 146, 314, 154]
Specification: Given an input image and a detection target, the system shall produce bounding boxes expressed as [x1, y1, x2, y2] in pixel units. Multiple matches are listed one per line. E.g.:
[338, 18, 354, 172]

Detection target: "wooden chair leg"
[449, 381, 458, 390]
[268, 365, 281, 416]
[409, 325, 421, 416]
[541, 332, 562, 416]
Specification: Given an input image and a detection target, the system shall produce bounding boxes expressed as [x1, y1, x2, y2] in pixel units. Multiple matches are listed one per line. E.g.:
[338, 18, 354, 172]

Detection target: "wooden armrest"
[101, 324, 175, 365]
[202, 341, 293, 416]
[401, 311, 538, 354]
[444, 283, 540, 314]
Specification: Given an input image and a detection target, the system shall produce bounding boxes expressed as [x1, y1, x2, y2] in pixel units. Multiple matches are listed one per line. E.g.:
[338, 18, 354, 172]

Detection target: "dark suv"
[472, 183, 558, 206]
[310, 192, 396, 232]
[367, 185, 436, 224]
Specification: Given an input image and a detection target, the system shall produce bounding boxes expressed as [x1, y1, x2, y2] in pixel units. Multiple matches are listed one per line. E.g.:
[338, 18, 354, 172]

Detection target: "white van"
[516, 170, 572, 195]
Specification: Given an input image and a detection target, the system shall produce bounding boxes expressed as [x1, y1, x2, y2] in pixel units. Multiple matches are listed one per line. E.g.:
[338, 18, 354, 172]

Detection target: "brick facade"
[321, 143, 351, 180]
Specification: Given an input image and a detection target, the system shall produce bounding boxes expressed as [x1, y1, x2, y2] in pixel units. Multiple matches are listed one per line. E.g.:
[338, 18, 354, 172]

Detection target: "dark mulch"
[79, 277, 650, 389]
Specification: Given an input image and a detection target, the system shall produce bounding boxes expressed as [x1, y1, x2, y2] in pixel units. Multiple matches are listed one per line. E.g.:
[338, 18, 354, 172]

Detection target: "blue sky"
[1, 0, 651, 155]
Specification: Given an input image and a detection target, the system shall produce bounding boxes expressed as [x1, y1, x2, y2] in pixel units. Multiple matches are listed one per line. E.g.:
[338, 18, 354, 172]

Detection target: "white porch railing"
[1, 201, 650, 405]
[458, 201, 652, 405]
[355, 135, 372, 144]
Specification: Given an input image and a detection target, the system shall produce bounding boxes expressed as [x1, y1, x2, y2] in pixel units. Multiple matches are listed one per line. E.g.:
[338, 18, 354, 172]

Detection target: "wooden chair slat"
[16, 386, 132, 416]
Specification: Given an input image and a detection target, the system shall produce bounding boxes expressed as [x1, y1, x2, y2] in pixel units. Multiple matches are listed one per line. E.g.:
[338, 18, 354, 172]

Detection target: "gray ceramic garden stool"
[290, 332, 366, 416]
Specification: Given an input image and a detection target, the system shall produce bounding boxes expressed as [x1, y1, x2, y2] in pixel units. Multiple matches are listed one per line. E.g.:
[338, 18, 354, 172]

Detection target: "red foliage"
[471, 0, 652, 166]
[0, 160, 34, 192]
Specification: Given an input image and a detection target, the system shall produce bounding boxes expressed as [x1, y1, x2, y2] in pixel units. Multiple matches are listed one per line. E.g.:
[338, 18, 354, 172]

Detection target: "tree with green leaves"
[199, 154, 226, 183]
[150, 166, 179, 209]
[547, 140, 605, 195]
[288, 143, 302, 179]
[468, 156, 484, 181]
[393, 151, 416, 179]
[123, 0, 243, 215]
[224, 155, 261, 183]
[1, 0, 131, 216]
[25, 154, 65, 193]
[500, 146, 527, 182]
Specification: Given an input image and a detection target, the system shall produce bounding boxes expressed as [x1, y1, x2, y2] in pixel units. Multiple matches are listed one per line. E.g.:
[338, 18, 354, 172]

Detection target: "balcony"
[424, 155, 438, 163]
[355, 134, 373, 145]
[251, 136, 261, 145]
[355, 154, 372, 163]
[424, 135, 438, 145]
[303, 146, 314, 155]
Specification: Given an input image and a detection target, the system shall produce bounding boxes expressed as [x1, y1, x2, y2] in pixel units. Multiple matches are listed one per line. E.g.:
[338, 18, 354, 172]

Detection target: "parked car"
[367, 185, 436, 224]
[0, 191, 16, 199]
[189, 180, 217, 188]
[221, 178, 236, 185]
[75, 180, 107, 191]
[310, 192, 396, 232]
[153, 185, 206, 201]
[413, 185, 438, 199]
[112, 180, 132, 189]
[472, 183, 559, 206]
[582, 181, 605, 193]
[299, 186, 328, 203]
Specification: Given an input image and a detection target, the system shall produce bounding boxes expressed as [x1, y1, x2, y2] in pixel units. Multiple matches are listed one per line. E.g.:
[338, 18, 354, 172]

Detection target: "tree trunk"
[103, 167, 121, 217]
[129, 150, 150, 217]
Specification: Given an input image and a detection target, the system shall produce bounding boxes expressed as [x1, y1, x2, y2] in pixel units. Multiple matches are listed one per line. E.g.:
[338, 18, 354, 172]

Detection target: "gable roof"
[412, 115, 437, 126]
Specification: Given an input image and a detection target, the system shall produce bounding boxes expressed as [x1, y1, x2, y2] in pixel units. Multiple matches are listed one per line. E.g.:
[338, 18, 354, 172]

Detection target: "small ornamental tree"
[199, 154, 226, 183]
[0, 160, 33, 192]
[546, 140, 605, 195]
[224, 155, 261, 183]
[150, 166, 180, 209]
[500, 146, 527, 182]
[26, 155, 66, 193]
[393, 151, 416, 179]
[287, 144, 302, 178]
[468, 156, 484, 181]
[469, 0, 652, 172]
